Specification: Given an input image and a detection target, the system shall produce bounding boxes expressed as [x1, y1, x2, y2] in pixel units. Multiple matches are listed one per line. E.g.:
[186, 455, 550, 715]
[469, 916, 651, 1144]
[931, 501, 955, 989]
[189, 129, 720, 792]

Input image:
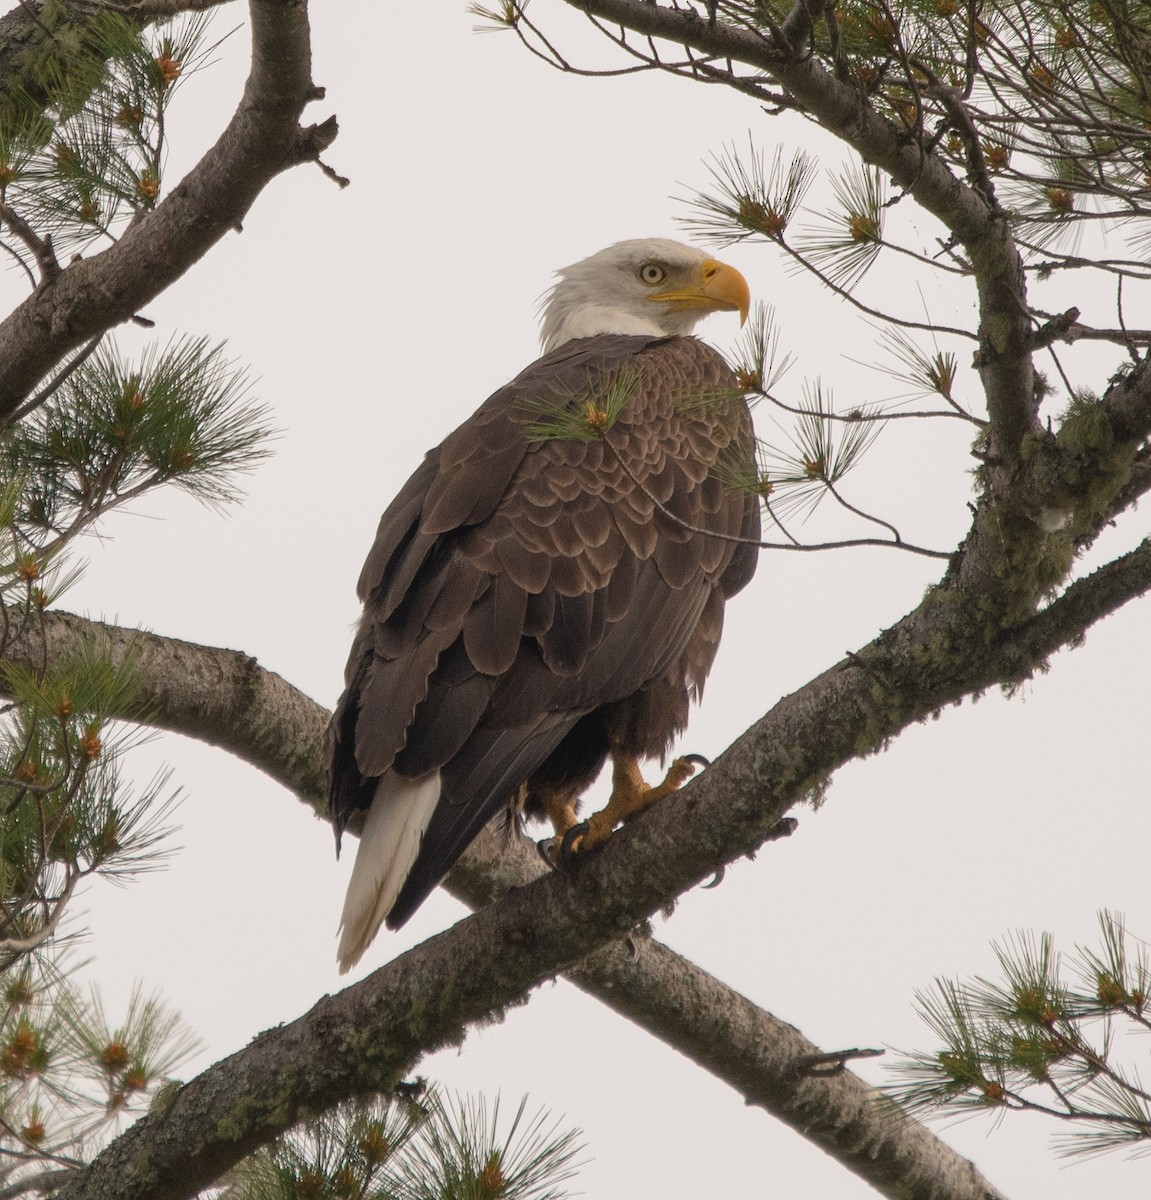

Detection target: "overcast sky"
[4, 3, 1150, 1197]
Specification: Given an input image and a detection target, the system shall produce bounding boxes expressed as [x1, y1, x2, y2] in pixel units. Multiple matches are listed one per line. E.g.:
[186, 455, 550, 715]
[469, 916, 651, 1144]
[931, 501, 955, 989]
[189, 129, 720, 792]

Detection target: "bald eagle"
[329, 239, 760, 971]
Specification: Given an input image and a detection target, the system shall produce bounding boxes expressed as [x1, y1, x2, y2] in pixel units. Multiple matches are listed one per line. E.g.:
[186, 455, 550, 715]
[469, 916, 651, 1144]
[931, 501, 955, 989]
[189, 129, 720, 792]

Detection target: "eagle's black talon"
[683, 752, 711, 768]
[558, 820, 590, 866]
[536, 838, 560, 869]
[702, 865, 725, 889]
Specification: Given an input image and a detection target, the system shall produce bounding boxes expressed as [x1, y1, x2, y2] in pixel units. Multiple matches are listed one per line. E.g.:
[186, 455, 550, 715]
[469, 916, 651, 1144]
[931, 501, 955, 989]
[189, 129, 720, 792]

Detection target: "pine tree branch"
[7, 510, 1151, 1200]
[556, 0, 1039, 481]
[1019, 538, 1151, 657]
[0, 0, 331, 420]
[31, 596, 1030, 1200]
[0, 610, 330, 805]
[559, 1, 992, 241]
[1101, 353, 1151, 443]
[0, 621, 995, 1200]
[576, 938, 1009, 1200]
[84, 0, 237, 15]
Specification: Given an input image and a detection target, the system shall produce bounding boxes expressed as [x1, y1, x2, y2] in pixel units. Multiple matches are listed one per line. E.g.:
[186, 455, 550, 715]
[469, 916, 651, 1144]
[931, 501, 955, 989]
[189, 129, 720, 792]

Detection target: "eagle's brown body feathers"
[328, 332, 759, 941]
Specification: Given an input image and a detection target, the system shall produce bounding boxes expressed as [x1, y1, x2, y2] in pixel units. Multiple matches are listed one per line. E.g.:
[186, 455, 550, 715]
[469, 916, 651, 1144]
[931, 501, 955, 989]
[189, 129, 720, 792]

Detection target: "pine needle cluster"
[721, 308, 951, 552]
[0, 328, 273, 1186]
[222, 1091, 585, 1200]
[680, 142, 817, 246]
[652, 0, 1151, 368]
[890, 912, 1151, 1157]
[0, 11, 217, 259]
[0, 642, 183, 962]
[7, 337, 273, 549]
[723, 0, 1151, 251]
[0, 961, 200, 1191]
[0, 3, 295, 1183]
[521, 368, 642, 442]
[0, 330, 271, 977]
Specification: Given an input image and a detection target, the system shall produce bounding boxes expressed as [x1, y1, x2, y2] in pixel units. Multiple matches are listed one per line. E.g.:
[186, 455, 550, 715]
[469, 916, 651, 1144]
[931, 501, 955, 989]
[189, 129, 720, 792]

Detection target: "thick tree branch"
[0, 613, 1016, 1200]
[574, 938, 1009, 1200]
[1022, 537, 1151, 656]
[0, 0, 330, 420]
[0, 611, 330, 804]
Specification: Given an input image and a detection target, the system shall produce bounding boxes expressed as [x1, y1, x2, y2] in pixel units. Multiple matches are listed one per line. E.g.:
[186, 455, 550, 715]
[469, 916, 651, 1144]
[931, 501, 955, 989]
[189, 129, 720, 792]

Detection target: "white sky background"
[3, 2, 1151, 1196]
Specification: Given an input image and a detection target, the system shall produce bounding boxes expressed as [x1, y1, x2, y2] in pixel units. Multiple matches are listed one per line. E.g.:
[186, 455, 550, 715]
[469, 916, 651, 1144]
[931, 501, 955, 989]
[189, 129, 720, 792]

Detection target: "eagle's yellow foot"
[563, 752, 703, 859]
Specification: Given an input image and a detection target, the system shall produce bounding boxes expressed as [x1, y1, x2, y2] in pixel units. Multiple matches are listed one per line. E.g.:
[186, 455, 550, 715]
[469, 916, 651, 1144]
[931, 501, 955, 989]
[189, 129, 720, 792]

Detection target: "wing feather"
[463, 573, 529, 676]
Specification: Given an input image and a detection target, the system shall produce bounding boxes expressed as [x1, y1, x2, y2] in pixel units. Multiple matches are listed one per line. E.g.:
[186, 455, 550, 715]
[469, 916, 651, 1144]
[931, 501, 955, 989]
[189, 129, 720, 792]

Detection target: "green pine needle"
[8, 335, 274, 538]
[224, 1090, 584, 1200]
[888, 913, 1151, 1156]
[469, 1, 524, 32]
[680, 139, 817, 246]
[756, 382, 885, 521]
[67, 981, 201, 1098]
[403, 1092, 585, 1200]
[522, 368, 640, 443]
[727, 302, 795, 397]
[793, 164, 886, 289]
[875, 327, 960, 404]
[0, 957, 199, 1168]
[0, 11, 221, 251]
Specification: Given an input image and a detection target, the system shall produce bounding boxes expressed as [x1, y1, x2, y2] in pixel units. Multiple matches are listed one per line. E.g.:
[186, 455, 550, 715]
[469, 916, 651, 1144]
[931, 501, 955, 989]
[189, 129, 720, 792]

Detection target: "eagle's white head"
[539, 238, 750, 353]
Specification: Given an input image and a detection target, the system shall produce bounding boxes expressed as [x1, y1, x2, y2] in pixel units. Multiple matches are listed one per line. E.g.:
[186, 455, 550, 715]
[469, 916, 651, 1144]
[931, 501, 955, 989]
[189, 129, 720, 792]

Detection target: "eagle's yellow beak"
[648, 258, 751, 325]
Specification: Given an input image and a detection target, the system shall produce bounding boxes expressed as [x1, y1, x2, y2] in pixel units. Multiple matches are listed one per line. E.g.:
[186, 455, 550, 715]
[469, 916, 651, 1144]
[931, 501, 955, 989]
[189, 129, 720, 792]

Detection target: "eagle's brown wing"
[327, 333, 759, 927]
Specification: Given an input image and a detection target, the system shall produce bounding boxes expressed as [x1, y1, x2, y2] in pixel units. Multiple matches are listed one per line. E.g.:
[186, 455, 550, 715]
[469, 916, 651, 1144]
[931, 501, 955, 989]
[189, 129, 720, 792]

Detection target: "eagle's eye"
[637, 261, 668, 286]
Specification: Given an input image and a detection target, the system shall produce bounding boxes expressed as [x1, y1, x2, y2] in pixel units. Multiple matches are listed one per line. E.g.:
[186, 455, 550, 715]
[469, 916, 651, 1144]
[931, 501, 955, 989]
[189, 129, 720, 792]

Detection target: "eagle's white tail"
[337, 771, 440, 973]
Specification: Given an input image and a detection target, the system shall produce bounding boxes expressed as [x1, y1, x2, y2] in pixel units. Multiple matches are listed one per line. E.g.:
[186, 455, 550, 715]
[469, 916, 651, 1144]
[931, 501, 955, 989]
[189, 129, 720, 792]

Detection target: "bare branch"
[0, 203, 60, 283]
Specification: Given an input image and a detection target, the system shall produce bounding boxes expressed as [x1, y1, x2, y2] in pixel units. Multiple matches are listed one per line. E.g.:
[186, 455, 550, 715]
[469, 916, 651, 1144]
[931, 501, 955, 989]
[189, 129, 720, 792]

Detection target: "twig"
[774, 238, 978, 342]
[759, 387, 985, 426]
[794, 1046, 885, 1078]
[0, 203, 60, 284]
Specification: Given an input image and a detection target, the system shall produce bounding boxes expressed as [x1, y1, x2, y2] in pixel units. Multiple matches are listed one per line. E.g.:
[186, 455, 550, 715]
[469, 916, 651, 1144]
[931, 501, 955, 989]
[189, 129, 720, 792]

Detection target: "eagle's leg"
[574, 749, 700, 853]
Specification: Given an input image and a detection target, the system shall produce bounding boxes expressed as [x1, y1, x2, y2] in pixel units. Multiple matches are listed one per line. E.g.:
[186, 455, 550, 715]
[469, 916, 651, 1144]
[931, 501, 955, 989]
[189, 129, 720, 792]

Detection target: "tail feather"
[337, 771, 440, 973]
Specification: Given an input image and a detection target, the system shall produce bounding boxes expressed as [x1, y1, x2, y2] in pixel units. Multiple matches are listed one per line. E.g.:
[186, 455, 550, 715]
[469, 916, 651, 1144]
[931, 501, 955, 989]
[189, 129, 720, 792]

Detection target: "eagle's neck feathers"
[539, 302, 687, 352]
